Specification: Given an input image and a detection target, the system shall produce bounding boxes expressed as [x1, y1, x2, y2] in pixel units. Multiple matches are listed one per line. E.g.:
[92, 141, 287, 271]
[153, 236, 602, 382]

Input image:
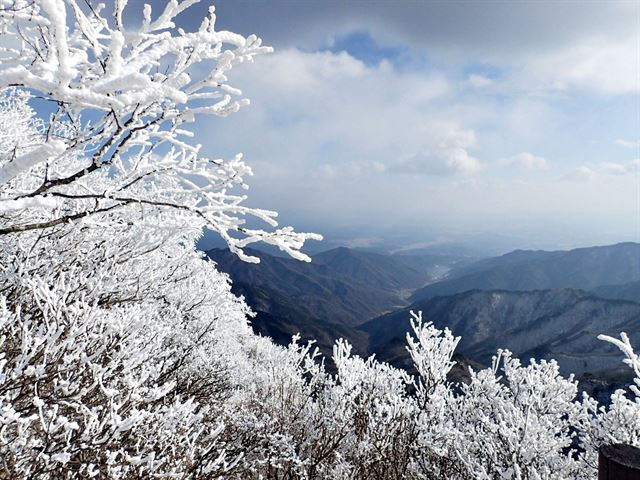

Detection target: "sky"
[170, 1, 639, 253]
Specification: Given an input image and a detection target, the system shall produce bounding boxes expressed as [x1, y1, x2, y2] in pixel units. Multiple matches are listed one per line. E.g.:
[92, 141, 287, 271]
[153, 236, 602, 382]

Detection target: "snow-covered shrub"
[572, 333, 640, 477]
[442, 352, 582, 479]
[0, 275, 233, 478]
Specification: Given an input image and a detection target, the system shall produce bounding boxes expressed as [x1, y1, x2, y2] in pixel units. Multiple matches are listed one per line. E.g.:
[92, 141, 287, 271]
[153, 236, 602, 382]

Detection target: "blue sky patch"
[327, 31, 403, 67]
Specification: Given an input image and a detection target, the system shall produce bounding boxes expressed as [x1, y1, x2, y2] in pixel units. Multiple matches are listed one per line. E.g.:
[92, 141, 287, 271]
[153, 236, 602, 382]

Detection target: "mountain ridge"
[411, 242, 640, 302]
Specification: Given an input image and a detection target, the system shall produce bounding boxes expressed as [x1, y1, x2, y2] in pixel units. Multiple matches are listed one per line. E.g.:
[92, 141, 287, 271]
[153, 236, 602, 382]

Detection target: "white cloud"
[389, 121, 481, 175]
[318, 163, 337, 177]
[446, 147, 482, 174]
[564, 165, 597, 182]
[505, 35, 639, 95]
[615, 139, 640, 149]
[199, 48, 478, 183]
[599, 162, 628, 176]
[599, 159, 640, 175]
[563, 160, 640, 182]
[467, 74, 493, 88]
[394, 147, 481, 176]
[503, 152, 549, 170]
[372, 161, 386, 173]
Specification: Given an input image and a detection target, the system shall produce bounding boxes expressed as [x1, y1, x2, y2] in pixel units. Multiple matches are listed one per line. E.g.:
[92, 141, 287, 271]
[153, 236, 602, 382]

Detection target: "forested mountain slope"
[592, 280, 640, 303]
[207, 247, 434, 326]
[207, 246, 443, 355]
[362, 288, 640, 376]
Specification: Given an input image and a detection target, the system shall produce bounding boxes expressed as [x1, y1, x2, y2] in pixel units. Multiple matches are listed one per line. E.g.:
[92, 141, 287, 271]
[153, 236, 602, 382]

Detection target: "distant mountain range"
[206, 242, 640, 394]
[411, 242, 640, 302]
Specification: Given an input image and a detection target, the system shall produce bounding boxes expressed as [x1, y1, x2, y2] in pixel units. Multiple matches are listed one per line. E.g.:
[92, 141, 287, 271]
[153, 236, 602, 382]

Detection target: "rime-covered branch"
[0, 0, 320, 261]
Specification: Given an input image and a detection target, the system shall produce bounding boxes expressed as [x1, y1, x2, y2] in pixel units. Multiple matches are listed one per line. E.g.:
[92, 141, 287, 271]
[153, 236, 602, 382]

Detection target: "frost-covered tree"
[0, 1, 639, 479]
[0, 0, 318, 477]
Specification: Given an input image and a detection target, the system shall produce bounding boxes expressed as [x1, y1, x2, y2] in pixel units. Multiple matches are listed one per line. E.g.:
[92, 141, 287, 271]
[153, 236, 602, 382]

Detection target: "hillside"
[362, 288, 640, 376]
[411, 242, 640, 302]
[312, 247, 428, 291]
[206, 247, 449, 355]
[207, 247, 436, 325]
[592, 280, 640, 303]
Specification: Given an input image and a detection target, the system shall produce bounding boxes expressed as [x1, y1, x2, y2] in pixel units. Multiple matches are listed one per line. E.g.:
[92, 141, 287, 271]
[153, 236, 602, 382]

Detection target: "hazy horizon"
[199, 226, 640, 259]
